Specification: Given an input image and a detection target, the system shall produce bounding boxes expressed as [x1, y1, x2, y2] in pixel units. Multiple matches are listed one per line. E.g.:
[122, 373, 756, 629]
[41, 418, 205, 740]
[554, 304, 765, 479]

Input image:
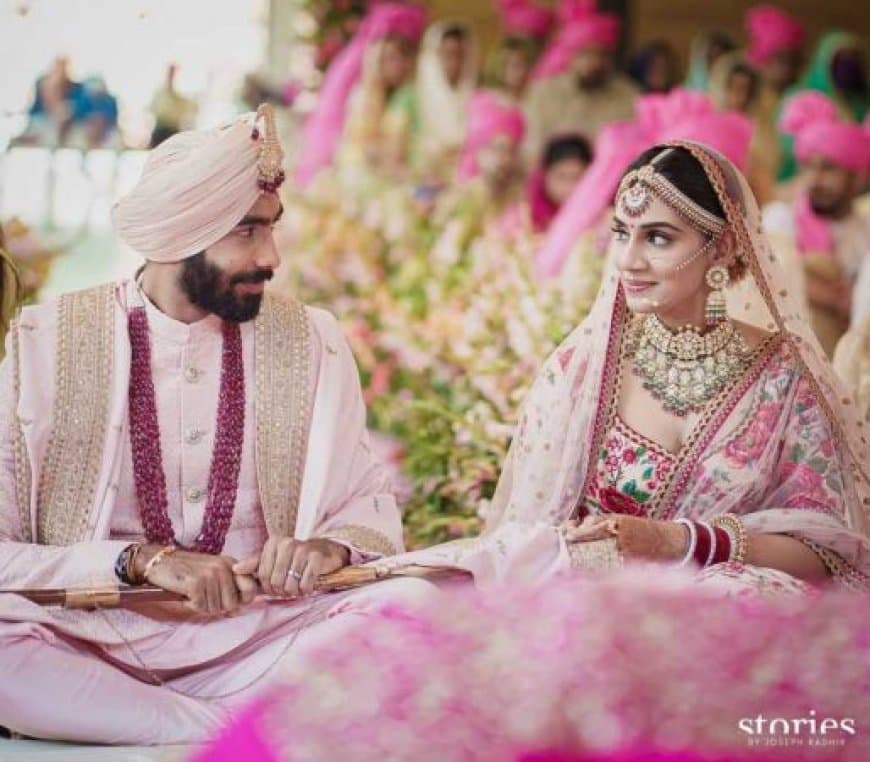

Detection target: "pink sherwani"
[0, 280, 418, 744]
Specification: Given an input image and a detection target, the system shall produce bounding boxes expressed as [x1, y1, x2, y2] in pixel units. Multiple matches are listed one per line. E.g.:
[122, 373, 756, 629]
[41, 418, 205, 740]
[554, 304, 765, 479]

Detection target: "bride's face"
[609, 196, 715, 321]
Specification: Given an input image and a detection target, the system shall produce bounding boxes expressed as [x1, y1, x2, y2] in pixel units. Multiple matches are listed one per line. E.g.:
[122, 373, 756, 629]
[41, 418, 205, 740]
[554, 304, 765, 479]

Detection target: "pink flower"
[622, 449, 637, 464]
[363, 361, 393, 404]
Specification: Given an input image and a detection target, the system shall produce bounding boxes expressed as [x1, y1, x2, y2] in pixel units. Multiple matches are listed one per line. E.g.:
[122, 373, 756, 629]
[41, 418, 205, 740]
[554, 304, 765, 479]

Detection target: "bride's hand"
[560, 515, 615, 543]
[561, 515, 687, 562]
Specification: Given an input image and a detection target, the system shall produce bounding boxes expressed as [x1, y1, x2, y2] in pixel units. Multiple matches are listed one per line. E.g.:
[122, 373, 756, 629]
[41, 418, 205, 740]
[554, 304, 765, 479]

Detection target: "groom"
[0, 105, 405, 744]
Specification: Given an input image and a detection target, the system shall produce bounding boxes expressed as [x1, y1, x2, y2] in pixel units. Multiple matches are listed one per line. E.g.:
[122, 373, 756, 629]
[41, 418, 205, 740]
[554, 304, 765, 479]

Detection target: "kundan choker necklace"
[629, 314, 752, 416]
[127, 294, 245, 554]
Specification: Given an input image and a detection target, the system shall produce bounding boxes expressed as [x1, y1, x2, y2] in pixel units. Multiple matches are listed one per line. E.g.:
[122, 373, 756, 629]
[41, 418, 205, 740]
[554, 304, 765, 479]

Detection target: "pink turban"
[458, 91, 526, 180]
[295, 2, 427, 186]
[532, 7, 621, 80]
[745, 5, 805, 67]
[113, 109, 283, 263]
[536, 88, 751, 277]
[652, 90, 752, 171]
[496, 0, 554, 40]
[780, 91, 870, 173]
[557, 0, 596, 26]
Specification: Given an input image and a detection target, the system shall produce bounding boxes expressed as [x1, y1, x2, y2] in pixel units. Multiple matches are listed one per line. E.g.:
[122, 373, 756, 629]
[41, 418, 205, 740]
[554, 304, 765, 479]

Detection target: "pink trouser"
[0, 578, 435, 745]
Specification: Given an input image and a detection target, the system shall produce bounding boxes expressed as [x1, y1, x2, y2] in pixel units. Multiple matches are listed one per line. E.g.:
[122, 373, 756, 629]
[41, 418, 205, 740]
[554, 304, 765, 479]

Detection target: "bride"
[386, 139, 870, 592]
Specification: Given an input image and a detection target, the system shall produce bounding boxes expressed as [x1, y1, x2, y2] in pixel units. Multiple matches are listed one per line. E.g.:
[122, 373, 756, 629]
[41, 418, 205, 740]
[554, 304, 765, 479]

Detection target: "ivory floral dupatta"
[388, 141, 870, 591]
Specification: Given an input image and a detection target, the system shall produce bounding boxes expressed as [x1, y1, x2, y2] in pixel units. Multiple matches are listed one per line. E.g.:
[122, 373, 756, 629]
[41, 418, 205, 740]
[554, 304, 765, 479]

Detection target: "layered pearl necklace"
[127, 297, 245, 554]
[629, 314, 752, 416]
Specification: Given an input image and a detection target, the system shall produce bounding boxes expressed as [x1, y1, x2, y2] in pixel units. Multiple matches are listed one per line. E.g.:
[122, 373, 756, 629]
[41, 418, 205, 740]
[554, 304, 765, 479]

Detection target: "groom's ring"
[290, 570, 303, 581]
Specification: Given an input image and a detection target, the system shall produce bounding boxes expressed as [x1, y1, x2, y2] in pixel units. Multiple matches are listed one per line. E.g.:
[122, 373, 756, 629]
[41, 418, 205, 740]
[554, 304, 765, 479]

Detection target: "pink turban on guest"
[294, 2, 427, 187]
[496, 0, 554, 40]
[113, 107, 284, 263]
[653, 90, 752, 171]
[745, 5, 805, 67]
[536, 89, 752, 277]
[557, 0, 596, 26]
[780, 92, 870, 256]
[532, 3, 621, 80]
[458, 91, 526, 181]
[780, 91, 870, 173]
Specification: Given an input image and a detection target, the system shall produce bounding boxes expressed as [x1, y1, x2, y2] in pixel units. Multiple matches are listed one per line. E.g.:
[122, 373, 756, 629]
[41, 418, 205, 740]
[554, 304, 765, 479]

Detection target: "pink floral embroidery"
[724, 401, 779, 467]
[569, 357, 589, 398]
[794, 378, 818, 412]
[781, 461, 823, 491]
[557, 347, 575, 372]
[779, 461, 828, 509]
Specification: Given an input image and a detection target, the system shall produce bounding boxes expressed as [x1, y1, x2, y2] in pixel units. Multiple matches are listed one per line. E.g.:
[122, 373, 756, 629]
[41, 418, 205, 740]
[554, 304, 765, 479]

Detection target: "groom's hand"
[134, 545, 259, 616]
[233, 537, 351, 598]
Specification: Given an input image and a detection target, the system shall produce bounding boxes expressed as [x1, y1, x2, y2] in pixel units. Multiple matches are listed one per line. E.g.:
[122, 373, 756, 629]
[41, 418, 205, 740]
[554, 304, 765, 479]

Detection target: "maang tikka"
[616, 148, 727, 238]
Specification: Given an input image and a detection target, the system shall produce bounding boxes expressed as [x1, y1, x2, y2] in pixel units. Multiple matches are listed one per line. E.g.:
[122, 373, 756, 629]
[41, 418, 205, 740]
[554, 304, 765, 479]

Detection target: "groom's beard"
[180, 252, 273, 323]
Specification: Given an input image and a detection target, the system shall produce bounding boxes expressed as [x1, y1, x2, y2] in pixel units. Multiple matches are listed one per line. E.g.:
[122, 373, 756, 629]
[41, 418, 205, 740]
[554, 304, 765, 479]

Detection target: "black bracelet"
[114, 544, 137, 585]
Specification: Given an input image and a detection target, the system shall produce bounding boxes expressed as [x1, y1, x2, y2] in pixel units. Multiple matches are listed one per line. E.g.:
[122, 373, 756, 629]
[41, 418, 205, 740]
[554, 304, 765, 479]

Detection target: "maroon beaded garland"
[127, 307, 245, 554]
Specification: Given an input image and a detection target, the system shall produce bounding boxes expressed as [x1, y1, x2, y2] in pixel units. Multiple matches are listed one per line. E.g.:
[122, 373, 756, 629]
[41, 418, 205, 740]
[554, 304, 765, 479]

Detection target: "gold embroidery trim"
[793, 536, 869, 592]
[11, 322, 33, 542]
[255, 293, 312, 537]
[37, 284, 115, 545]
[573, 292, 630, 517]
[567, 537, 623, 570]
[322, 524, 398, 558]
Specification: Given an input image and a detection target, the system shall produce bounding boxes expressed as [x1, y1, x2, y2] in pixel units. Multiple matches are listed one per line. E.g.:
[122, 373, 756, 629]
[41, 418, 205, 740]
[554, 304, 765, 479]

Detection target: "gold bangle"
[712, 514, 748, 565]
[126, 543, 144, 585]
[143, 545, 177, 581]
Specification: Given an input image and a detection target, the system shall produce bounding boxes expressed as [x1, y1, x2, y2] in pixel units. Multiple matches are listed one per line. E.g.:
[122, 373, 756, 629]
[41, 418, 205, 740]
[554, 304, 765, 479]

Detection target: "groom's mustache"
[231, 268, 274, 286]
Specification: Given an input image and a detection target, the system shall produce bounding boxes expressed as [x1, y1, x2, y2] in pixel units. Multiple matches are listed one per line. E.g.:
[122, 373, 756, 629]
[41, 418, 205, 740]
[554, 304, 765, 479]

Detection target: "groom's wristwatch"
[114, 543, 144, 585]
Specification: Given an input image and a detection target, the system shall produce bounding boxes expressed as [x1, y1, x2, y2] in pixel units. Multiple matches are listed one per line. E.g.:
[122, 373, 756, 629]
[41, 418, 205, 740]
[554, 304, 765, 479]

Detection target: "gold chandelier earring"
[704, 264, 729, 326]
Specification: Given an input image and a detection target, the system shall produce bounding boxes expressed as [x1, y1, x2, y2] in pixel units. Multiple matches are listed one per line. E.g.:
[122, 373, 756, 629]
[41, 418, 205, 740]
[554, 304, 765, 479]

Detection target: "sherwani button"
[186, 487, 204, 502]
[185, 367, 202, 382]
[185, 427, 205, 444]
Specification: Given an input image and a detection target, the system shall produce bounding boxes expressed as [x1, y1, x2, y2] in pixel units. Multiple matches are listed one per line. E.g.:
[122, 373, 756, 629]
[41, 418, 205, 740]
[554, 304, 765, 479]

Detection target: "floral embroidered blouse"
[581, 414, 677, 517]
